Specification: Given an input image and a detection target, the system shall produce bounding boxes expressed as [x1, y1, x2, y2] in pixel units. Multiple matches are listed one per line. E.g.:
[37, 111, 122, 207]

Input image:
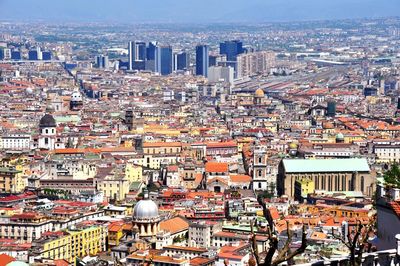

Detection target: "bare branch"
[250, 220, 261, 266]
[272, 224, 308, 266]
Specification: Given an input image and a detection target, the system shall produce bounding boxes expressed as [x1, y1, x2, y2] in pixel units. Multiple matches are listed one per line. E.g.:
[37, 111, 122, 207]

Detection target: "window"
[360, 176, 365, 193]
[342, 176, 346, 191]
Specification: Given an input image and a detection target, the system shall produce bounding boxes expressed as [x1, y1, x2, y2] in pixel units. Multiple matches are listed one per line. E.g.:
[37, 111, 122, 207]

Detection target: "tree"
[383, 163, 400, 189]
[249, 194, 307, 266]
[331, 217, 376, 266]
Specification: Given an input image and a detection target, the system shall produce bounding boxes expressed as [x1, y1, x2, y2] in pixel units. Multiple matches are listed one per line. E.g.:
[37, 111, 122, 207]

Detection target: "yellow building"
[30, 223, 106, 263]
[294, 178, 315, 202]
[98, 177, 130, 202]
[0, 167, 23, 193]
[125, 164, 142, 182]
[107, 221, 132, 249]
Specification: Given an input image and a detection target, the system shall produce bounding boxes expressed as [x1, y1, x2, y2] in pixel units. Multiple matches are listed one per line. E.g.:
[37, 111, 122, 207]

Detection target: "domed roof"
[255, 88, 265, 98]
[133, 198, 159, 220]
[39, 114, 56, 128]
[289, 142, 298, 149]
[26, 87, 33, 94]
[7, 262, 29, 266]
[336, 133, 344, 140]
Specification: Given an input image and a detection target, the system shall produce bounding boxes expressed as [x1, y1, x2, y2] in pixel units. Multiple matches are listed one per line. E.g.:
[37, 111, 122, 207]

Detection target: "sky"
[0, 0, 399, 23]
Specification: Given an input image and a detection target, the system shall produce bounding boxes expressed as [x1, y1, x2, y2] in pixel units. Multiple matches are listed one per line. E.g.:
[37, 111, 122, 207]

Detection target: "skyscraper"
[219, 40, 244, 61]
[128, 41, 134, 70]
[236, 51, 275, 78]
[135, 42, 146, 61]
[128, 41, 147, 71]
[95, 55, 109, 69]
[174, 51, 189, 71]
[196, 45, 209, 77]
[145, 41, 158, 72]
[28, 47, 42, 60]
[11, 50, 21, 60]
[42, 51, 52, 60]
[155, 45, 173, 75]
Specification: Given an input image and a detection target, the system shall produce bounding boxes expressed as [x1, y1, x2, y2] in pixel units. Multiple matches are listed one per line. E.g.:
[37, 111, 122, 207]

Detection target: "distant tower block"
[327, 101, 336, 117]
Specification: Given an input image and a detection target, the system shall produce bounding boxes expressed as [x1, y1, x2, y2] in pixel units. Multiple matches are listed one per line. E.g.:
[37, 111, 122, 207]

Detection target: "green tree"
[384, 163, 400, 189]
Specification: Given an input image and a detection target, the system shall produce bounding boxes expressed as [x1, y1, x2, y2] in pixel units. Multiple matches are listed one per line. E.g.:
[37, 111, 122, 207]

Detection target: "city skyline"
[0, 0, 399, 23]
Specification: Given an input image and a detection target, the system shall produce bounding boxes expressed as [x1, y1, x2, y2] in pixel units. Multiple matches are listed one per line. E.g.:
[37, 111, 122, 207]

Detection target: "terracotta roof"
[206, 141, 237, 148]
[159, 216, 189, 234]
[143, 142, 182, 148]
[190, 257, 215, 266]
[230, 174, 252, 183]
[0, 254, 15, 265]
[269, 207, 280, 220]
[205, 162, 228, 173]
[54, 259, 70, 266]
[390, 201, 400, 218]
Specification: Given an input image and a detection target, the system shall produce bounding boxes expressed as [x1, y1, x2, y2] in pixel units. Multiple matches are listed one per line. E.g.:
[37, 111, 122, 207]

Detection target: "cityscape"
[0, 1, 400, 266]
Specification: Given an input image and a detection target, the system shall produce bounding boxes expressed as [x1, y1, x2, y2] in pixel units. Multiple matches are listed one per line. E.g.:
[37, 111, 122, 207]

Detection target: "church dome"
[255, 88, 265, 98]
[39, 114, 56, 128]
[133, 198, 159, 221]
[289, 142, 298, 150]
[336, 133, 344, 140]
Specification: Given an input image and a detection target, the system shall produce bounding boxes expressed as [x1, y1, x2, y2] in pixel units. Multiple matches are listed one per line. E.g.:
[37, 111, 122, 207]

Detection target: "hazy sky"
[0, 0, 399, 23]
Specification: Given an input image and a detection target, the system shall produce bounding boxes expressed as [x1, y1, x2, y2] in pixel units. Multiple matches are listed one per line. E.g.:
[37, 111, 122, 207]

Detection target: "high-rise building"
[3, 48, 11, 60]
[29, 47, 42, 60]
[219, 40, 244, 62]
[135, 42, 146, 61]
[128, 41, 134, 70]
[145, 41, 158, 72]
[208, 66, 234, 85]
[28, 49, 39, 60]
[236, 51, 275, 78]
[156, 45, 173, 75]
[174, 51, 189, 71]
[11, 50, 21, 60]
[327, 101, 336, 117]
[196, 45, 209, 77]
[208, 54, 225, 67]
[128, 41, 146, 71]
[95, 55, 109, 69]
[42, 51, 52, 60]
